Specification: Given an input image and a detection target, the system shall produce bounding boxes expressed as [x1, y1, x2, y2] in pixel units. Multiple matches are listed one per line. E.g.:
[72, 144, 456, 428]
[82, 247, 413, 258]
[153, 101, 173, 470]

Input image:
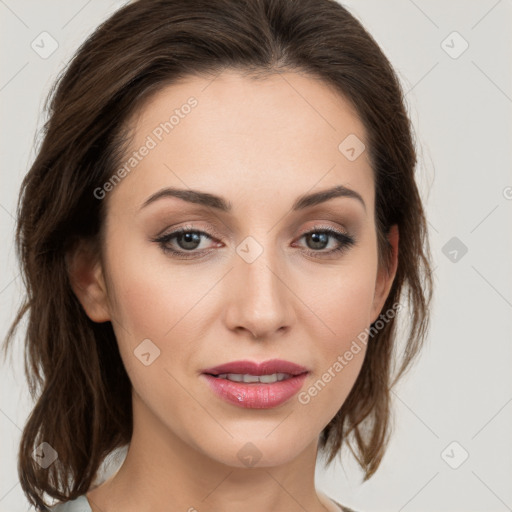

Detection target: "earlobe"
[66, 240, 111, 323]
[371, 225, 399, 323]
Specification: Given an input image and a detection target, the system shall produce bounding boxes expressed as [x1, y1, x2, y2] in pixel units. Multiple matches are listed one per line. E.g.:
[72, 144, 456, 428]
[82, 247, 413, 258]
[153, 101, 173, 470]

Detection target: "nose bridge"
[224, 232, 294, 338]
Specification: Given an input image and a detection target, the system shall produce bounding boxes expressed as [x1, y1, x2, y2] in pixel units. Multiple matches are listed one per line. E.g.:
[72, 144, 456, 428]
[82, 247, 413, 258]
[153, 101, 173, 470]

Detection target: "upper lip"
[202, 359, 309, 376]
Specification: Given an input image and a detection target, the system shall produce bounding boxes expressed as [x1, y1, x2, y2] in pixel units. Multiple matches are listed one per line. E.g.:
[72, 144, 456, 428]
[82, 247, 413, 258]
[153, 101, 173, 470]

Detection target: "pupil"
[308, 232, 328, 250]
[180, 232, 200, 250]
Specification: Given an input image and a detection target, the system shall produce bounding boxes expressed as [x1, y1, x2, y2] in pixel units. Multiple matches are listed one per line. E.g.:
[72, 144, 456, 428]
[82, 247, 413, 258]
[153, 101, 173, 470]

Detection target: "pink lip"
[201, 359, 309, 409]
[202, 359, 308, 376]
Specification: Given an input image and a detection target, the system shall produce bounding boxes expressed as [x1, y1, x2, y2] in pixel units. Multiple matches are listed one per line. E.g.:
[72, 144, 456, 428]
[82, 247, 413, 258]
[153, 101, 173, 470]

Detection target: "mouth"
[207, 372, 298, 383]
[201, 359, 309, 409]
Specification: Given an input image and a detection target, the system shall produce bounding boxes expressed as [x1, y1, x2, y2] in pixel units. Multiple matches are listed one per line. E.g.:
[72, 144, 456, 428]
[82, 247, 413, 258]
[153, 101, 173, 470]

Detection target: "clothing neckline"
[69, 492, 349, 512]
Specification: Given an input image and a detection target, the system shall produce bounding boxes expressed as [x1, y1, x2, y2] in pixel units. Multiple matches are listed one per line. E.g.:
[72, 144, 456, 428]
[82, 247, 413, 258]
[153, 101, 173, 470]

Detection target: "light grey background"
[1, 1, 511, 511]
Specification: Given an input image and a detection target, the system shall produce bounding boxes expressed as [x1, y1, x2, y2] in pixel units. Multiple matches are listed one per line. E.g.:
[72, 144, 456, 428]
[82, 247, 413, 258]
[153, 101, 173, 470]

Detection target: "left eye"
[294, 227, 356, 256]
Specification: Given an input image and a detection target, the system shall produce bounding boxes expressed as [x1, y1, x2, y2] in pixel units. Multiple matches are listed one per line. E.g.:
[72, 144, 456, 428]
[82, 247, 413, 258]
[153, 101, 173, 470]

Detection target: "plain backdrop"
[1, 1, 511, 511]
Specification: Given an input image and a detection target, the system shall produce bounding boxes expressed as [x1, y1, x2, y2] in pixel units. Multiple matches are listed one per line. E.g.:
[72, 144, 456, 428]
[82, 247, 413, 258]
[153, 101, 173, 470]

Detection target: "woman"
[3, 0, 432, 511]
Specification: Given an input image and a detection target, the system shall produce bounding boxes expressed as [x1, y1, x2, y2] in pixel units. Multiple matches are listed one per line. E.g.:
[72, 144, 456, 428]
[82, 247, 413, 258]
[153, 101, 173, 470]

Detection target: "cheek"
[291, 290, 373, 447]
[103, 249, 206, 427]
[300, 256, 378, 345]
[104, 226, 211, 338]
[293, 256, 378, 409]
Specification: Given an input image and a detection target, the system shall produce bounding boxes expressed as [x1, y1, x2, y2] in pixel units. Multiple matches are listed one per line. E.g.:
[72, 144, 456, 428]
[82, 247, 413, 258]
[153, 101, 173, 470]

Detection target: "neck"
[86, 392, 337, 512]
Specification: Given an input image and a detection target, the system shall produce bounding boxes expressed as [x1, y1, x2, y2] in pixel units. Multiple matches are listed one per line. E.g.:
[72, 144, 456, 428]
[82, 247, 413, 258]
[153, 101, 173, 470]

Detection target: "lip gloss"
[201, 373, 308, 408]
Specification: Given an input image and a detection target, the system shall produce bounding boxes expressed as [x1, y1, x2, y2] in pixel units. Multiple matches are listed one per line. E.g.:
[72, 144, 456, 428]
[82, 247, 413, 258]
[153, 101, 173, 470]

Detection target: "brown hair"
[3, 0, 432, 509]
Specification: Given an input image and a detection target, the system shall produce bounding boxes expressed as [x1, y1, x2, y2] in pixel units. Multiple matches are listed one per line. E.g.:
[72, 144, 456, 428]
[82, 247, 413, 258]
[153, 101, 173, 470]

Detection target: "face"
[72, 69, 397, 468]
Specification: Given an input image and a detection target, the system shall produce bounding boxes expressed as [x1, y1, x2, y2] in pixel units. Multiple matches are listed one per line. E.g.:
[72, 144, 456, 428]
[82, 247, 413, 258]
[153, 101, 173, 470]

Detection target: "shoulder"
[48, 495, 92, 512]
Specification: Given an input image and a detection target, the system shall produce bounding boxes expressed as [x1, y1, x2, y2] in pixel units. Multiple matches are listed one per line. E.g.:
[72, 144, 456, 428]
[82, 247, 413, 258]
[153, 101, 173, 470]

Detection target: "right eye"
[153, 226, 221, 259]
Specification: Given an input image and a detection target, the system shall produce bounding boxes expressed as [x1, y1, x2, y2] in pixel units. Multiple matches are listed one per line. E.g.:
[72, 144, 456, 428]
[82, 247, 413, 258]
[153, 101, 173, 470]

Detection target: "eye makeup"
[151, 223, 356, 261]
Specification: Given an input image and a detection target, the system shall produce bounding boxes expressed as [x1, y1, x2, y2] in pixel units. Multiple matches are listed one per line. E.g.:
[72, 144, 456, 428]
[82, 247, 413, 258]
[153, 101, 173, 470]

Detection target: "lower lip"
[201, 373, 308, 409]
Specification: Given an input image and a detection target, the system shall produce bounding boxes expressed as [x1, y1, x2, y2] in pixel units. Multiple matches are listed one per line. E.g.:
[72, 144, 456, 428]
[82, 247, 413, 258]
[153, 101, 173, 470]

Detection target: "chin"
[200, 431, 313, 469]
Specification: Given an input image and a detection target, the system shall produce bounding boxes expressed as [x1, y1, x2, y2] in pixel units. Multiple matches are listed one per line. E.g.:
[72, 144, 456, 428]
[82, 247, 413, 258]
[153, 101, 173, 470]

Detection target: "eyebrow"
[140, 184, 366, 212]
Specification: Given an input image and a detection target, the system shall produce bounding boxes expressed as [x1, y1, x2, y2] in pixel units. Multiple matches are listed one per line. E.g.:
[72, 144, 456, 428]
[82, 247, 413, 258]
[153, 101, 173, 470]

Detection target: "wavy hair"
[3, 0, 433, 509]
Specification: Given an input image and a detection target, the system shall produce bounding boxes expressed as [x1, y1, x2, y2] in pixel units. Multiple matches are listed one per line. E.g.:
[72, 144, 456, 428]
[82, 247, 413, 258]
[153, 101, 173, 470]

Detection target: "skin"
[69, 69, 398, 512]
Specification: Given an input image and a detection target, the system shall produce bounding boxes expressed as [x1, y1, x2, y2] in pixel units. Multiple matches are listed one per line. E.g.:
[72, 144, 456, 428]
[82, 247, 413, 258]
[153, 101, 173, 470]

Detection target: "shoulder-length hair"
[3, 0, 432, 509]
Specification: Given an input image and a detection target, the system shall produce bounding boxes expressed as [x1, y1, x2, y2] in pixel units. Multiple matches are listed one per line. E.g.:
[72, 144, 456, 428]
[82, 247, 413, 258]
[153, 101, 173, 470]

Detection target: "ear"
[65, 238, 111, 323]
[371, 224, 399, 323]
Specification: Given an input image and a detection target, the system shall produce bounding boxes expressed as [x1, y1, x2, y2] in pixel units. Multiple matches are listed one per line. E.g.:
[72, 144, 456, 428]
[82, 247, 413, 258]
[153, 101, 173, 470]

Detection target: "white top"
[49, 492, 351, 511]
[50, 495, 92, 512]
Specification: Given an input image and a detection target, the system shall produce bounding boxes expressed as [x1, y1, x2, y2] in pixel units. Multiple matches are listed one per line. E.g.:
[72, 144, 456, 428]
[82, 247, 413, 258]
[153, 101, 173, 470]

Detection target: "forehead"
[107, 69, 374, 216]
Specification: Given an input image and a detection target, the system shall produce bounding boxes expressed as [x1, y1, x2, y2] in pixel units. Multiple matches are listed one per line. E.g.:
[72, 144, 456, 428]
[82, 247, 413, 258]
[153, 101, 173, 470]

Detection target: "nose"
[223, 240, 296, 340]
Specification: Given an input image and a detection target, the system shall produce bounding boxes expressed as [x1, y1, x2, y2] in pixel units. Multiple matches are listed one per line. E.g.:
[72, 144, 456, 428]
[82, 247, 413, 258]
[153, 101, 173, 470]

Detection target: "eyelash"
[153, 224, 356, 260]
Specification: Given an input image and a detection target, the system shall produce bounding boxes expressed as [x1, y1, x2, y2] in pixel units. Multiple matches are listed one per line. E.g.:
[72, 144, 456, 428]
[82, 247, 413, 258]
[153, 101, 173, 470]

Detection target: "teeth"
[216, 373, 292, 383]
